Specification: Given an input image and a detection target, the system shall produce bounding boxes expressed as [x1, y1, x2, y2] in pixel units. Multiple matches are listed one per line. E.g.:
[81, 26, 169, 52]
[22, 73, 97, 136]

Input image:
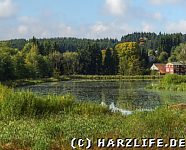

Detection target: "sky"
[1, 0, 186, 40]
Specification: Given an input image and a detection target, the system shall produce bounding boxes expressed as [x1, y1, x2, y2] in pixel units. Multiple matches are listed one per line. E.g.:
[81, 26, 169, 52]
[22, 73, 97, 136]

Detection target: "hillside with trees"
[0, 32, 186, 81]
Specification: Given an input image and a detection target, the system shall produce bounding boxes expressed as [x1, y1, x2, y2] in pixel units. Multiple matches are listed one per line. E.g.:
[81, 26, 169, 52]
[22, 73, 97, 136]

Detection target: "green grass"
[0, 108, 185, 149]
[0, 84, 185, 149]
[67, 75, 162, 81]
[147, 74, 186, 91]
[161, 74, 186, 84]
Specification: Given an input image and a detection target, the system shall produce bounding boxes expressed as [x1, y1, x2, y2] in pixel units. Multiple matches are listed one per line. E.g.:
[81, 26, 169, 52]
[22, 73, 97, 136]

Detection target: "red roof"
[154, 64, 166, 74]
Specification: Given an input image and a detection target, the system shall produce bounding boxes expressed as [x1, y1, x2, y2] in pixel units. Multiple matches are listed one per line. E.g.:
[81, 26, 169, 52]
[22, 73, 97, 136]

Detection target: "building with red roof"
[151, 62, 186, 75]
[166, 62, 186, 75]
[150, 63, 166, 75]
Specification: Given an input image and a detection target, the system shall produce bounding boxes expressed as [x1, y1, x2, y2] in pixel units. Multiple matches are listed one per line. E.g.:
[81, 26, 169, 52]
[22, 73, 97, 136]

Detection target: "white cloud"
[1, 16, 160, 40]
[0, 0, 17, 18]
[153, 12, 163, 21]
[87, 22, 136, 39]
[91, 23, 108, 33]
[6, 16, 75, 39]
[17, 25, 28, 35]
[17, 16, 75, 37]
[18, 16, 36, 24]
[104, 0, 127, 16]
[142, 23, 154, 32]
[58, 24, 74, 36]
[165, 20, 186, 33]
[150, 0, 183, 5]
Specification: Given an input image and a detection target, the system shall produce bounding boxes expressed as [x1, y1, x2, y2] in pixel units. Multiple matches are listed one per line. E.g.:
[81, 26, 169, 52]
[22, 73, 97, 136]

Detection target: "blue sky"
[0, 0, 186, 40]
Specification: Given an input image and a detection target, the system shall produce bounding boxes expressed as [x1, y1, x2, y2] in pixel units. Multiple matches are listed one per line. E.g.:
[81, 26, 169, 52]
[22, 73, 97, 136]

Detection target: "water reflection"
[17, 80, 186, 111]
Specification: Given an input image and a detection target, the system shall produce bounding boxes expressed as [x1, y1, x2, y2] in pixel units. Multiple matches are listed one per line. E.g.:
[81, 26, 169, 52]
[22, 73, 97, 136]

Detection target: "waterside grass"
[0, 85, 185, 149]
[68, 75, 162, 81]
[1, 76, 70, 88]
[1, 75, 162, 88]
[147, 74, 186, 91]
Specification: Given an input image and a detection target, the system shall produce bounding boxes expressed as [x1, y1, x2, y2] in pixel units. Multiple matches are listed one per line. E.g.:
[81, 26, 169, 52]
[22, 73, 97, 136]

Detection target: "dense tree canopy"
[0, 32, 186, 81]
[169, 43, 186, 64]
[115, 42, 143, 75]
[62, 52, 79, 75]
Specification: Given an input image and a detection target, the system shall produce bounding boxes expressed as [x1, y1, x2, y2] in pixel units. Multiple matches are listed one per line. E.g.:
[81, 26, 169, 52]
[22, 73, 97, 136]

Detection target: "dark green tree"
[159, 51, 168, 63]
[89, 43, 102, 75]
[103, 48, 113, 75]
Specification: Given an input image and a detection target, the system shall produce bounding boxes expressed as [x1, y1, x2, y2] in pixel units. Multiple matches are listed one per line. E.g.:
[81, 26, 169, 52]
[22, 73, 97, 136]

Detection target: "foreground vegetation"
[0, 85, 185, 149]
[148, 74, 186, 91]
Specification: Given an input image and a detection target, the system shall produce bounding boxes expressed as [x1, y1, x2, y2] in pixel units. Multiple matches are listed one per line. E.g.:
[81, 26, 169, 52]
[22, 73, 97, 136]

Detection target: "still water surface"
[17, 80, 186, 110]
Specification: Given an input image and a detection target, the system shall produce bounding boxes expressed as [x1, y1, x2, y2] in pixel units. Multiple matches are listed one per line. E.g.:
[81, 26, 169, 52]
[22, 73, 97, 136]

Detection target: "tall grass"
[0, 108, 185, 149]
[147, 74, 186, 91]
[161, 74, 186, 84]
[0, 84, 75, 118]
[0, 85, 185, 149]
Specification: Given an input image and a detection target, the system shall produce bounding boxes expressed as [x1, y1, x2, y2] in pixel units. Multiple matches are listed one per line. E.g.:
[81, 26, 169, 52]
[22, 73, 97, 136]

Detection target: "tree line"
[0, 37, 119, 81]
[0, 32, 186, 81]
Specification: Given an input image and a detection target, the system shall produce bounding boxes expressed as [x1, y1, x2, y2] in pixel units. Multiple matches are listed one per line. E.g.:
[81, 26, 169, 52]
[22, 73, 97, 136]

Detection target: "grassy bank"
[1, 75, 162, 88]
[64, 75, 162, 81]
[1, 76, 71, 87]
[0, 85, 185, 149]
[147, 74, 186, 91]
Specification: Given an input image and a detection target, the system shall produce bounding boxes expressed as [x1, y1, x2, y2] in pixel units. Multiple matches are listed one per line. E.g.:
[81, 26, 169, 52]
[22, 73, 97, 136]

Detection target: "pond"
[17, 80, 186, 111]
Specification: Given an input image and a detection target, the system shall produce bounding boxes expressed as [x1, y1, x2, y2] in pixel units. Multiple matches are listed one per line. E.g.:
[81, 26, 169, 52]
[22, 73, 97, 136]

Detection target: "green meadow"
[0, 84, 185, 149]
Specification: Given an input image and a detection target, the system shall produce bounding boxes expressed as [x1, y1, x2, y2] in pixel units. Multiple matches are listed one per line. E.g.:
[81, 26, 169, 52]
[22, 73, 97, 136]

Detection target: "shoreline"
[1, 75, 162, 87]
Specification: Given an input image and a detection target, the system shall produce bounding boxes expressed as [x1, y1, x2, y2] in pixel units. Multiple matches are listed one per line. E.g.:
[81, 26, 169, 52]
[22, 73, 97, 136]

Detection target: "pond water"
[17, 80, 186, 111]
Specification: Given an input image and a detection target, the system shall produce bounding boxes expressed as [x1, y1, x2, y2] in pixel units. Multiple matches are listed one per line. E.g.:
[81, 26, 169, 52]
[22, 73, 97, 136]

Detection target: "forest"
[0, 32, 186, 81]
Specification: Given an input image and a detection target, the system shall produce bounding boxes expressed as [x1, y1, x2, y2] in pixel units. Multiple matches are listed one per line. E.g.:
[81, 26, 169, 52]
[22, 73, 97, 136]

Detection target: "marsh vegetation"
[148, 74, 186, 91]
[0, 81, 186, 149]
